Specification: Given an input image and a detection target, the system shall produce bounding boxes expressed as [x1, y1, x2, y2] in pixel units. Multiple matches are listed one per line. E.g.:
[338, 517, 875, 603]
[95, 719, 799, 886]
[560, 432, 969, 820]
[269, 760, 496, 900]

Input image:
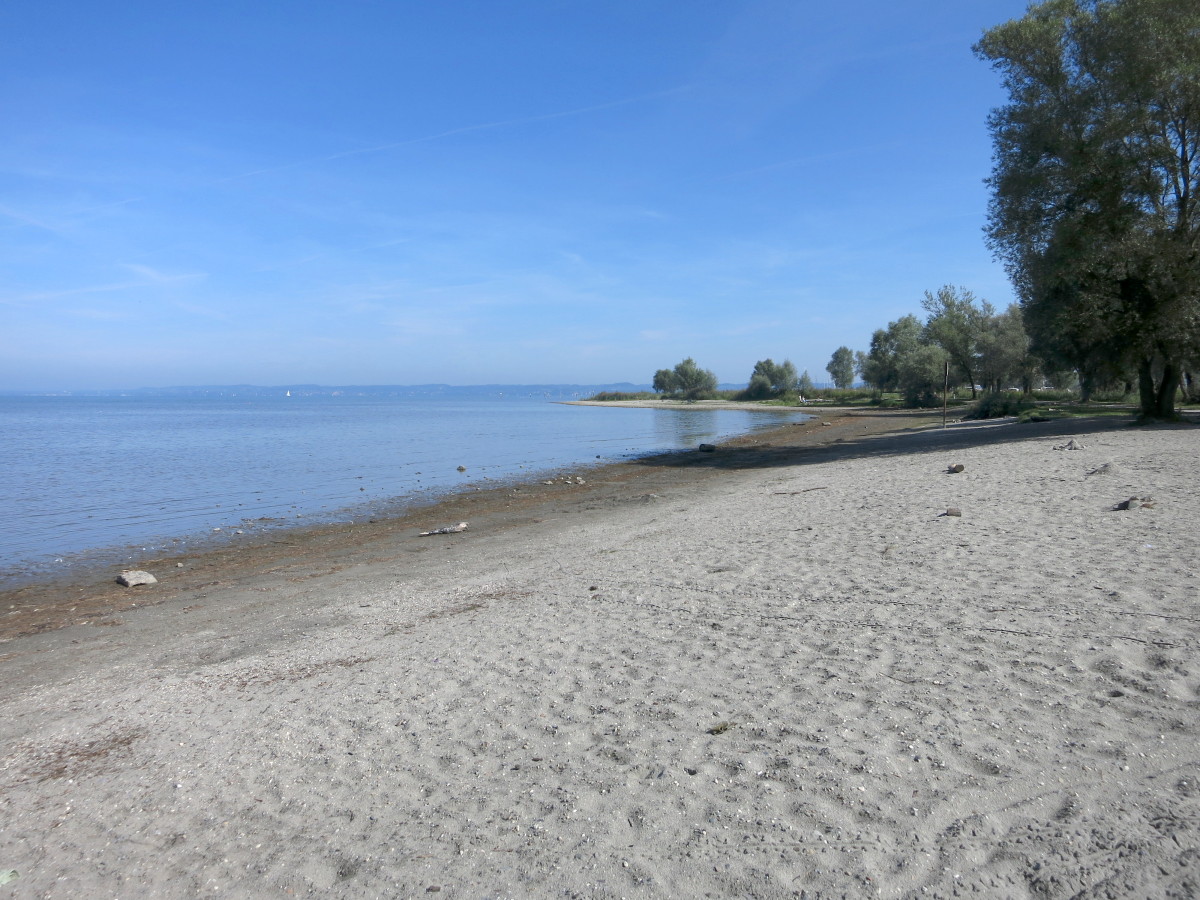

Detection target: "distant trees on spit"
[653, 358, 719, 401]
[648, 284, 1048, 407]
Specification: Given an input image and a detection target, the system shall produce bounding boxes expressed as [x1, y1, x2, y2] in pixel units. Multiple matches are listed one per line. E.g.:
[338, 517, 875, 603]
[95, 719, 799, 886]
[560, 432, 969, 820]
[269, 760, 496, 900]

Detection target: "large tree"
[659, 357, 718, 400]
[978, 304, 1039, 393]
[826, 346, 856, 389]
[976, 0, 1200, 419]
[749, 358, 799, 395]
[652, 368, 678, 395]
[859, 314, 925, 395]
[921, 286, 993, 398]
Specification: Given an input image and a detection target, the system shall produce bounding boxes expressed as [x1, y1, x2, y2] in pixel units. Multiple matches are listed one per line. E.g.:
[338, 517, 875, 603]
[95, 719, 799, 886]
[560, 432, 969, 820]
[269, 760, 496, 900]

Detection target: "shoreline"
[2, 409, 1197, 897]
[1, 397, 818, 597]
[1, 408, 928, 640]
[562, 398, 822, 411]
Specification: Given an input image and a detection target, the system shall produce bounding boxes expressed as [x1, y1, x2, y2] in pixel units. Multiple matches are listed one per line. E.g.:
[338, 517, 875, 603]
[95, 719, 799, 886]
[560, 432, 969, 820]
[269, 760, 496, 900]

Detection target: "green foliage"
[965, 391, 1037, 419]
[826, 346, 856, 389]
[653, 358, 719, 401]
[674, 358, 719, 400]
[587, 391, 659, 401]
[748, 358, 799, 395]
[852, 286, 1049, 408]
[897, 343, 951, 407]
[978, 304, 1039, 393]
[922, 285, 993, 398]
[821, 388, 877, 404]
[797, 369, 815, 395]
[741, 373, 774, 400]
[1030, 389, 1076, 401]
[976, 0, 1200, 419]
[860, 315, 924, 394]
[652, 368, 678, 394]
[1090, 385, 1137, 403]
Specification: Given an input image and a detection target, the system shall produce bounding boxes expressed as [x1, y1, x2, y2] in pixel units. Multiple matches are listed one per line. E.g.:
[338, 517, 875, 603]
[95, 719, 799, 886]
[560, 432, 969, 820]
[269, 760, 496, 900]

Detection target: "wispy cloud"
[256, 237, 412, 273]
[63, 306, 132, 321]
[1, 265, 206, 306]
[217, 85, 694, 184]
[120, 263, 203, 283]
[0, 203, 70, 237]
[170, 299, 229, 320]
[719, 141, 911, 181]
[633, 328, 672, 343]
[71, 197, 143, 215]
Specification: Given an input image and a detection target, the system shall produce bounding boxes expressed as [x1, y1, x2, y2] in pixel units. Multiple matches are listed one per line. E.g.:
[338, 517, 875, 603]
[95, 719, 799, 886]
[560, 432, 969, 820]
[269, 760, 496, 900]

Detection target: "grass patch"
[1017, 408, 1071, 423]
[585, 391, 660, 401]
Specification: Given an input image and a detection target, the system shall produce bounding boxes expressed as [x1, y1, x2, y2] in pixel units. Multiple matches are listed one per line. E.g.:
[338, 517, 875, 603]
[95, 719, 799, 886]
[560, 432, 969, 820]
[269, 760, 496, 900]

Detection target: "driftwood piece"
[419, 522, 469, 536]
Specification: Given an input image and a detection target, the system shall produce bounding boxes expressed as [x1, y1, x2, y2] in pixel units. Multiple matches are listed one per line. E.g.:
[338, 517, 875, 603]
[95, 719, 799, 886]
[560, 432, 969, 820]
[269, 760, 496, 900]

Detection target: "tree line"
[650, 286, 1037, 406]
[854, 286, 1038, 406]
[650, 357, 821, 401]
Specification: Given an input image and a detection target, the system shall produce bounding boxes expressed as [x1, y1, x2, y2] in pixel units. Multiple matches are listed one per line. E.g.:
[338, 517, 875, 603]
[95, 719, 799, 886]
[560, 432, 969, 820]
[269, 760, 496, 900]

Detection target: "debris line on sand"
[419, 522, 469, 536]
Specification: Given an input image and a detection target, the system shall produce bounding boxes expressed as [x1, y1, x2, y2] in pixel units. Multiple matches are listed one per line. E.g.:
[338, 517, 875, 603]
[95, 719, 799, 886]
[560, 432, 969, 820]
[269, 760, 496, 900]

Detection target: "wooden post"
[942, 360, 949, 428]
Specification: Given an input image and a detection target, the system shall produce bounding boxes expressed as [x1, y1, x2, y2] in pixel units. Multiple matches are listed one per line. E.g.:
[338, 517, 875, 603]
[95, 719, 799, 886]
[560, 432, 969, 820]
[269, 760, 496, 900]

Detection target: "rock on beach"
[116, 570, 157, 587]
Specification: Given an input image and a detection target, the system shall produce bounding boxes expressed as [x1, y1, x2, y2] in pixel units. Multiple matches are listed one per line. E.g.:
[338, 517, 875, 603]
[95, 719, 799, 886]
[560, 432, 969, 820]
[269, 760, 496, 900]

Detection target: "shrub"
[966, 391, 1036, 419]
[819, 388, 876, 404]
[740, 373, 774, 400]
[587, 391, 659, 401]
[1031, 389, 1075, 402]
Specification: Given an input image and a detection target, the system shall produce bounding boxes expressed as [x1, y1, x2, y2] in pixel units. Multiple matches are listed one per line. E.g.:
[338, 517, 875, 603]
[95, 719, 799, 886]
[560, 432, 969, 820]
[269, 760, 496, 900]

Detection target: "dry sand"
[1, 411, 1197, 898]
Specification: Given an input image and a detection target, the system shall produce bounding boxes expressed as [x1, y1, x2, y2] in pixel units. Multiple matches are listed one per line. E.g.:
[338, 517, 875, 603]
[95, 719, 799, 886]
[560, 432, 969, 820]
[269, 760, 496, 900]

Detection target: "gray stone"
[1113, 496, 1154, 511]
[117, 570, 157, 587]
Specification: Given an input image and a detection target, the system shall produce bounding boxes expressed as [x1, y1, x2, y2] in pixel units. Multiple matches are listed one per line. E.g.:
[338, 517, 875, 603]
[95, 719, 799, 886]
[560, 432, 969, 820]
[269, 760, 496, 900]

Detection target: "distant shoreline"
[563, 398, 821, 412]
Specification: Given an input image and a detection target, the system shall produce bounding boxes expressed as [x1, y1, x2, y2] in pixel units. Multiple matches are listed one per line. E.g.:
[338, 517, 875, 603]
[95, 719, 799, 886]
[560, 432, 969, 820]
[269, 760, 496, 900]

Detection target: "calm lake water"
[0, 392, 809, 584]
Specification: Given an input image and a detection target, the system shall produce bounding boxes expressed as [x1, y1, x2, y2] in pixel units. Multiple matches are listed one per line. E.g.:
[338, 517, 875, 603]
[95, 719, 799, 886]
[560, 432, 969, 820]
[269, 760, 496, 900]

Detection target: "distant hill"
[1, 383, 660, 400]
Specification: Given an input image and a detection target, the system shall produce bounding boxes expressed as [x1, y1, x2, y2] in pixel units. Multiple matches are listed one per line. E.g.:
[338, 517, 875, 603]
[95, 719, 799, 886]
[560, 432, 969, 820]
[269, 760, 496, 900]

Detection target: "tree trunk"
[1137, 356, 1182, 420]
[1079, 369, 1094, 403]
[1154, 360, 1181, 420]
[1137, 357, 1157, 417]
[962, 367, 977, 398]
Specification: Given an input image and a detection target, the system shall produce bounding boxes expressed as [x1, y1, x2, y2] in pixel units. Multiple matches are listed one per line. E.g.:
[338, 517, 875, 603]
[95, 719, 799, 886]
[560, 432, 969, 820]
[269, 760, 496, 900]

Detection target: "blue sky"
[2, 0, 1030, 390]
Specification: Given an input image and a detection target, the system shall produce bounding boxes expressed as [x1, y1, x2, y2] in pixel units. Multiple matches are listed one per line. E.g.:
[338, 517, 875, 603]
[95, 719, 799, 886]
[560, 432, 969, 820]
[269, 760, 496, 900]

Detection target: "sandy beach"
[1, 410, 1197, 898]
